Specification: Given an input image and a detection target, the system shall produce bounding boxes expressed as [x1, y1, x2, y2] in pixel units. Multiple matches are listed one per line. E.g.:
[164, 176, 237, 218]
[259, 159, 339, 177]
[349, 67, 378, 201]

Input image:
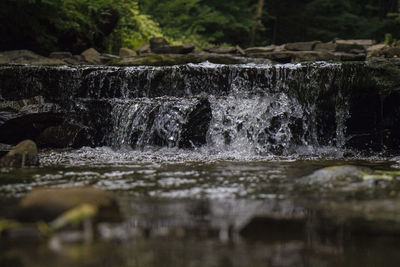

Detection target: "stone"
[136, 44, 151, 55]
[81, 48, 101, 64]
[149, 37, 169, 50]
[152, 44, 195, 54]
[334, 41, 366, 53]
[99, 53, 120, 64]
[18, 187, 121, 222]
[49, 52, 73, 59]
[367, 44, 387, 55]
[36, 124, 91, 148]
[380, 47, 400, 58]
[244, 46, 276, 54]
[0, 50, 43, 61]
[0, 140, 39, 168]
[284, 41, 320, 51]
[0, 54, 10, 64]
[335, 39, 373, 47]
[119, 48, 137, 58]
[314, 42, 337, 51]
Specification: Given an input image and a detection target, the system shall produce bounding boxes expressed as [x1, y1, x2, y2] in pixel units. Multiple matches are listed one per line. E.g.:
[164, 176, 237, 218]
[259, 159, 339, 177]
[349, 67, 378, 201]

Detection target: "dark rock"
[36, 124, 91, 148]
[49, 52, 73, 59]
[152, 44, 195, 54]
[149, 37, 169, 50]
[136, 44, 151, 55]
[18, 187, 121, 223]
[179, 97, 212, 148]
[81, 48, 101, 64]
[0, 96, 63, 144]
[0, 140, 39, 168]
[380, 47, 400, 58]
[284, 41, 320, 51]
[119, 48, 137, 58]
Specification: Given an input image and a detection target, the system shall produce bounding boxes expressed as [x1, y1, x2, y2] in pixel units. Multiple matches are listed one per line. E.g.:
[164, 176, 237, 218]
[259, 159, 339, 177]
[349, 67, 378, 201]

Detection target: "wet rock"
[81, 48, 101, 64]
[179, 98, 212, 148]
[119, 48, 137, 58]
[152, 44, 195, 54]
[49, 52, 73, 59]
[136, 44, 151, 55]
[285, 41, 320, 51]
[0, 140, 39, 168]
[149, 37, 169, 50]
[36, 124, 91, 148]
[18, 187, 121, 223]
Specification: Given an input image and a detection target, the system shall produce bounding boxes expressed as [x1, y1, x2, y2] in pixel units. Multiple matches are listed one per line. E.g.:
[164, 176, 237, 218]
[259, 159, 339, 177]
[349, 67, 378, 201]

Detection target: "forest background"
[1, 0, 400, 55]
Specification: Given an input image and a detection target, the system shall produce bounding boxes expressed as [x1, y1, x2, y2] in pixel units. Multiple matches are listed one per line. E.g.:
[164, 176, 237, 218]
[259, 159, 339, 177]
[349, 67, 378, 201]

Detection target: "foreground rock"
[18, 187, 121, 223]
[0, 140, 39, 168]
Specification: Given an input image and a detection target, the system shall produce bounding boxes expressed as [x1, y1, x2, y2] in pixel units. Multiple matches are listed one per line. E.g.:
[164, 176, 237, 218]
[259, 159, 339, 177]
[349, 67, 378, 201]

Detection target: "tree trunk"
[250, 0, 265, 46]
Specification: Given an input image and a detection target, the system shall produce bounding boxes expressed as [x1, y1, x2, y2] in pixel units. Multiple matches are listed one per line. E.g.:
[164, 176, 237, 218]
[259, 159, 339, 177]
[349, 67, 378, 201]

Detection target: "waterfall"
[1, 61, 394, 155]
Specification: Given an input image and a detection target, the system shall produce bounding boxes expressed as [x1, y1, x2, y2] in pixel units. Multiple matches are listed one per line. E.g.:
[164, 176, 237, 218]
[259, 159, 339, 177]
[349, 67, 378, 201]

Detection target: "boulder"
[149, 37, 169, 50]
[36, 124, 91, 148]
[152, 44, 195, 54]
[99, 53, 120, 64]
[0, 140, 39, 168]
[49, 52, 73, 59]
[0, 50, 65, 65]
[0, 54, 10, 64]
[367, 44, 387, 57]
[119, 48, 137, 58]
[18, 187, 121, 223]
[136, 45, 151, 55]
[284, 41, 320, 51]
[379, 47, 400, 58]
[81, 48, 101, 64]
[244, 46, 276, 54]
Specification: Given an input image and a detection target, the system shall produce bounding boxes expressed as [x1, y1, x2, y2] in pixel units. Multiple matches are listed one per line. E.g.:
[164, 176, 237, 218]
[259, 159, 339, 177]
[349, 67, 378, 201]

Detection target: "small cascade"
[1, 61, 398, 155]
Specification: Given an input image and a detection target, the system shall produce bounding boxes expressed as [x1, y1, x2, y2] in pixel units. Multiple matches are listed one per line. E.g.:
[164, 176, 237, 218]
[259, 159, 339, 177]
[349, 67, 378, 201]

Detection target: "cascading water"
[1, 61, 393, 156]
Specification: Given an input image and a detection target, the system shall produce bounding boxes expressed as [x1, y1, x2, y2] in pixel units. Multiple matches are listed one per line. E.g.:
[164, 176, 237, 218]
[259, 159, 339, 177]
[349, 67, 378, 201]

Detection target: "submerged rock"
[295, 165, 400, 198]
[0, 140, 39, 168]
[18, 187, 121, 223]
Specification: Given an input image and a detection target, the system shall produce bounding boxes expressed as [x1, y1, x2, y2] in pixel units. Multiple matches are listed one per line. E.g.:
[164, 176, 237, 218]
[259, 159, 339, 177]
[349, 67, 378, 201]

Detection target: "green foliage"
[140, 0, 256, 47]
[106, 1, 164, 52]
